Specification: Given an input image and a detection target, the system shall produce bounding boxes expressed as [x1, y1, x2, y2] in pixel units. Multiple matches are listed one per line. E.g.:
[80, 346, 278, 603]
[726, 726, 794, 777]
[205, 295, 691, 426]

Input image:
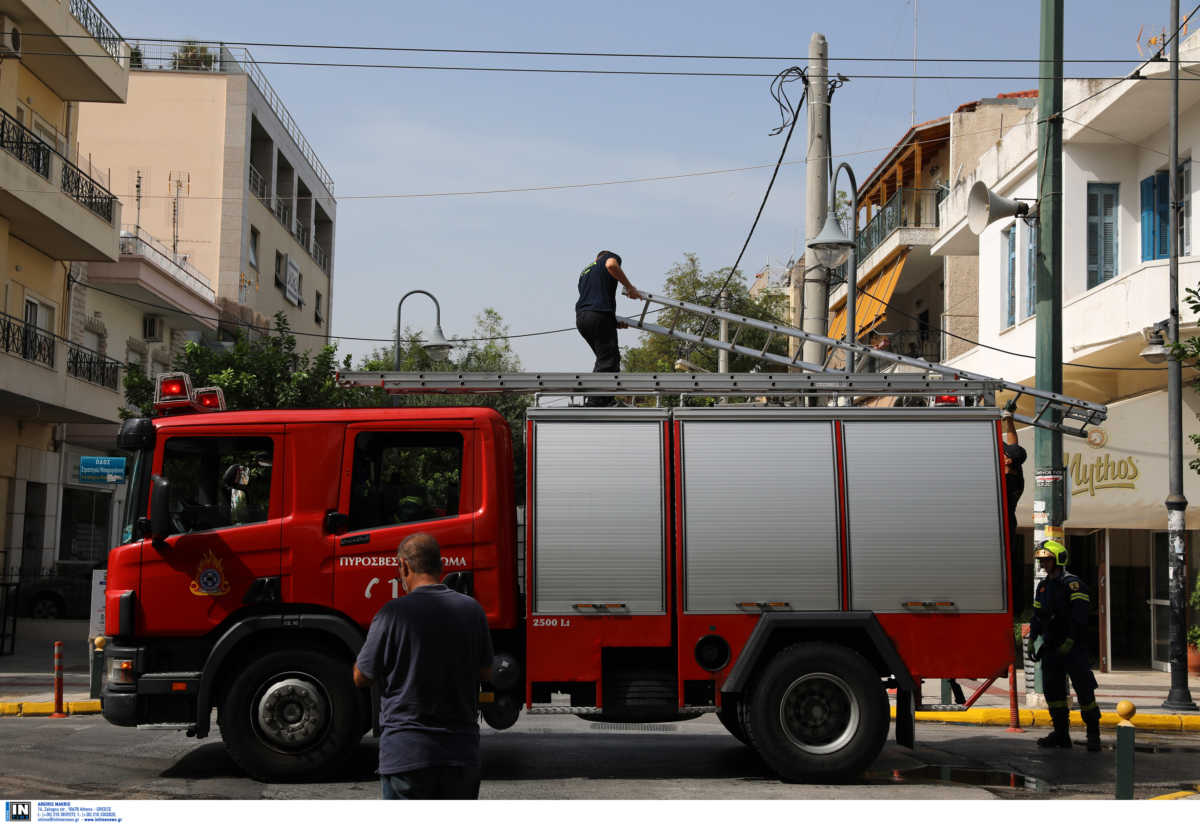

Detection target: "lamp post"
[808, 163, 858, 372]
[393, 289, 453, 369]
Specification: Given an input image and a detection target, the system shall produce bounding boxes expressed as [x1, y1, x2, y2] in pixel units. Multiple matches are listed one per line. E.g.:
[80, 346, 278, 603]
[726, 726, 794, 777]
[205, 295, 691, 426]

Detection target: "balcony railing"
[312, 239, 331, 274]
[273, 197, 292, 230]
[0, 313, 55, 368]
[119, 227, 216, 302]
[126, 41, 334, 194]
[248, 165, 270, 206]
[67, 343, 121, 390]
[68, 0, 127, 62]
[856, 187, 944, 263]
[294, 222, 309, 248]
[62, 160, 115, 222]
[1, 110, 51, 178]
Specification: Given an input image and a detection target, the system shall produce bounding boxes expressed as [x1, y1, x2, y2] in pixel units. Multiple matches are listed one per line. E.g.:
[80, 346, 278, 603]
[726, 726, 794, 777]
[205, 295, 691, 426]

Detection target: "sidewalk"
[0, 620, 97, 714]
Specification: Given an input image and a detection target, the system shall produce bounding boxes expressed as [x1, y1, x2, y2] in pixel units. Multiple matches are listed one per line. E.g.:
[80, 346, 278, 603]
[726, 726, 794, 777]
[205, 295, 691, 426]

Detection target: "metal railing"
[273, 197, 292, 229]
[68, 0, 127, 62]
[0, 312, 55, 367]
[126, 41, 334, 194]
[1, 110, 51, 178]
[67, 343, 121, 390]
[62, 159, 115, 222]
[248, 165, 270, 205]
[294, 222, 309, 248]
[312, 239, 331, 274]
[119, 226, 216, 302]
[855, 187, 943, 263]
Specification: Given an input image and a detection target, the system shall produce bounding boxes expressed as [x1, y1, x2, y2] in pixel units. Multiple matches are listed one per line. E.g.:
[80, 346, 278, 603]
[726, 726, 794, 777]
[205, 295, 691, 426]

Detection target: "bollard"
[1005, 664, 1023, 732]
[1114, 700, 1136, 800]
[51, 641, 67, 718]
[89, 636, 106, 700]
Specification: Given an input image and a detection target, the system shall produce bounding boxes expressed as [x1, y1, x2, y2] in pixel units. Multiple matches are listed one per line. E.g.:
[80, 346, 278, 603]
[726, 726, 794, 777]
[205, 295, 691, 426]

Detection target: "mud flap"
[895, 688, 915, 749]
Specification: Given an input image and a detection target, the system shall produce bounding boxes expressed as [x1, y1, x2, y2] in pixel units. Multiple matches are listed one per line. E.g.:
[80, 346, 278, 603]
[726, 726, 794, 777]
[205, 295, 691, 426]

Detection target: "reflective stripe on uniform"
[1032, 600, 1042, 608]
[1070, 593, 1089, 601]
[1047, 700, 1070, 709]
[1081, 702, 1099, 711]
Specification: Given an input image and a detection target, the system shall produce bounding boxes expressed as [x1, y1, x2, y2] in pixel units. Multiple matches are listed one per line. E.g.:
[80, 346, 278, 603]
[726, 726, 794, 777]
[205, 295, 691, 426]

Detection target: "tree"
[622, 253, 791, 378]
[171, 41, 214, 71]
[120, 312, 387, 418]
[359, 308, 532, 503]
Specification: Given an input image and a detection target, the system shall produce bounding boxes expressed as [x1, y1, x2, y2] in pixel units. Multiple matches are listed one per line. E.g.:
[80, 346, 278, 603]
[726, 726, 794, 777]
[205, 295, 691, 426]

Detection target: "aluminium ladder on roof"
[620, 291, 1107, 438]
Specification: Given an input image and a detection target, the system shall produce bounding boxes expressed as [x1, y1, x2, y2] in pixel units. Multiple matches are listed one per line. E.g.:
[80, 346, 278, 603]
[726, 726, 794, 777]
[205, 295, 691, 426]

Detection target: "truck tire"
[744, 642, 888, 782]
[218, 648, 361, 782]
[716, 698, 749, 745]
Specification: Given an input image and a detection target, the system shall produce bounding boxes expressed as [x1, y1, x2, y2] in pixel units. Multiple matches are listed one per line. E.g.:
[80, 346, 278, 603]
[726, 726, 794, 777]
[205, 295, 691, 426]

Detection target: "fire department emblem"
[189, 551, 231, 596]
[1069, 581, 1080, 591]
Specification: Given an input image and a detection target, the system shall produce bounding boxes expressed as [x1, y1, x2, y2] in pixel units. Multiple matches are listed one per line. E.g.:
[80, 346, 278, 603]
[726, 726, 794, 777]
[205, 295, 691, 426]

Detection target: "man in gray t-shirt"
[353, 532, 493, 799]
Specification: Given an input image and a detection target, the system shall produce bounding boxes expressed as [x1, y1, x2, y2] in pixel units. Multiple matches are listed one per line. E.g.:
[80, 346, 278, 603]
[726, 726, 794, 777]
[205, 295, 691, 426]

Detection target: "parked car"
[16, 569, 93, 620]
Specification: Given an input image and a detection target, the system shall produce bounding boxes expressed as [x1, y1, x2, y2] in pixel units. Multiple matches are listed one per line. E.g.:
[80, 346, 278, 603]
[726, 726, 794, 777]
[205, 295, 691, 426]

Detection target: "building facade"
[76, 41, 336, 350]
[0, 0, 128, 591]
[931, 40, 1200, 671]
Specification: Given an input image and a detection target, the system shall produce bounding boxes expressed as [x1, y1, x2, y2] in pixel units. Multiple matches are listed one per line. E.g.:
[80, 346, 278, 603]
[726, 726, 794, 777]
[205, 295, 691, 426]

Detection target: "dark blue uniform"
[575, 252, 622, 406]
[1030, 571, 1100, 746]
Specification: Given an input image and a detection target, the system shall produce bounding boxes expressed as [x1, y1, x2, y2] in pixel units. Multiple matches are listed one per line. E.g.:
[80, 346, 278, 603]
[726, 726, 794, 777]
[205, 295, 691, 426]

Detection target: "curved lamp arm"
[394, 289, 452, 368]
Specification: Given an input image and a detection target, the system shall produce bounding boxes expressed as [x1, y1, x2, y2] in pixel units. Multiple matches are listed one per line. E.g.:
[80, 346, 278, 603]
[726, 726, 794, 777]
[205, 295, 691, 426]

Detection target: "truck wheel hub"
[256, 677, 328, 749]
[779, 672, 859, 755]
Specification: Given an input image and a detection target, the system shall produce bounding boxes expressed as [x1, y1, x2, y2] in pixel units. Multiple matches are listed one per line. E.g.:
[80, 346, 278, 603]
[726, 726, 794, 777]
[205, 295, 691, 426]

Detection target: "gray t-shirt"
[355, 583, 493, 774]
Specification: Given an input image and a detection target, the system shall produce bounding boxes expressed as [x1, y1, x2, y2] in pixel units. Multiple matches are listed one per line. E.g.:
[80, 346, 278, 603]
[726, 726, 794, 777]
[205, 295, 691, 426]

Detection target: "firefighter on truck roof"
[1027, 539, 1101, 752]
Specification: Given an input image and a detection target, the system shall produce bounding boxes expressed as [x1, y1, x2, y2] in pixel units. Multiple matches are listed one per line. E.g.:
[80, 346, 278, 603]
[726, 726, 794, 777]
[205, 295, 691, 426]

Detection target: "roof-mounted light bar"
[152, 373, 226, 415]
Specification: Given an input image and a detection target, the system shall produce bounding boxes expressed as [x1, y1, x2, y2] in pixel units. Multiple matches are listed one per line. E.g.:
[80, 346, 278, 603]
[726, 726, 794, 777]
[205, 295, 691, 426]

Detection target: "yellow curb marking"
[67, 700, 102, 714]
[892, 705, 1195, 732]
[1149, 790, 1198, 800]
[20, 702, 56, 716]
[0, 702, 22, 716]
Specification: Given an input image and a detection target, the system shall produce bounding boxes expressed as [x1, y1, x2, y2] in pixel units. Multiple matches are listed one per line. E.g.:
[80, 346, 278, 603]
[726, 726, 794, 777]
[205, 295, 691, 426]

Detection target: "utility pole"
[1164, 0, 1197, 711]
[801, 33, 830, 371]
[1033, 0, 1065, 566]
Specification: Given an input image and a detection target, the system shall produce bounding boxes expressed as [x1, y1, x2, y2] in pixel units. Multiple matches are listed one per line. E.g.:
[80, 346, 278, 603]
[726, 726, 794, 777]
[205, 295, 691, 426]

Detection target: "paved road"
[1, 712, 1198, 800]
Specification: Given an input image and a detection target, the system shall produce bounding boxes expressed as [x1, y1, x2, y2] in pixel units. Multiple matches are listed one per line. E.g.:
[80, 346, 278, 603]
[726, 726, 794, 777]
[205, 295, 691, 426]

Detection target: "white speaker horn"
[967, 181, 1029, 235]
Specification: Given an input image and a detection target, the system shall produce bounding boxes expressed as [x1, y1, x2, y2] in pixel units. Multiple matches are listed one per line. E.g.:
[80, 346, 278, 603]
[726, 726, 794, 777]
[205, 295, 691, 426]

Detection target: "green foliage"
[120, 312, 388, 418]
[621, 253, 791, 405]
[171, 41, 214, 71]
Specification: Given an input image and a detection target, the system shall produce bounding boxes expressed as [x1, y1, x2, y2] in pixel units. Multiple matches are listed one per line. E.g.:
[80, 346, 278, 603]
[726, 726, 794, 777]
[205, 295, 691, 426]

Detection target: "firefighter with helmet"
[1027, 539, 1101, 751]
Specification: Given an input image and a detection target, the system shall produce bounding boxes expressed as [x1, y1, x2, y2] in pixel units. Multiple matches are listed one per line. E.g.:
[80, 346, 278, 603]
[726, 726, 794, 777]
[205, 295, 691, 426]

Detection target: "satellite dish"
[967, 180, 1030, 235]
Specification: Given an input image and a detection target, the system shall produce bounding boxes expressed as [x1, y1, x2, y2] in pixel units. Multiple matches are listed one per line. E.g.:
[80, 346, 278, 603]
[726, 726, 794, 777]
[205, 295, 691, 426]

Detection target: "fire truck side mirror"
[149, 474, 174, 548]
[323, 510, 350, 536]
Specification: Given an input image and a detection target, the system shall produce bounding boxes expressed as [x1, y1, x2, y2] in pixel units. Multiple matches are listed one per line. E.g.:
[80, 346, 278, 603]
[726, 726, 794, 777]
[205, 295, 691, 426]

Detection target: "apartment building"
[0, 0, 128, 589]
[77, 41, 336, 350]
[932, 37, 1200, 671]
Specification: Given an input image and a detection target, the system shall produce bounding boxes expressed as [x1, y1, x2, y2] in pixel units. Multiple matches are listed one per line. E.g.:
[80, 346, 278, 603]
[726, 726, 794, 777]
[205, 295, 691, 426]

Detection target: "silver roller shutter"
[532, 420, 665, 614]
[843, 420, 1006, 612]
[682, 421, 840, 613]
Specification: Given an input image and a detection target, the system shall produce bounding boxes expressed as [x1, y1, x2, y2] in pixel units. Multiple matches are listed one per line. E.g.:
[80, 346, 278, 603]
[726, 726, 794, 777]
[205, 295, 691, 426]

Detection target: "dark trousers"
[380, 764, 481, 799]
[1042, 645, 1100, 728]
[576, 310, 619, 407]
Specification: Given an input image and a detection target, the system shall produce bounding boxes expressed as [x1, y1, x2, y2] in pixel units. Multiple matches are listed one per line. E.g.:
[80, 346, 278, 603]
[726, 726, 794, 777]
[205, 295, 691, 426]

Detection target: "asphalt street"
[0, 712, 1198, 800]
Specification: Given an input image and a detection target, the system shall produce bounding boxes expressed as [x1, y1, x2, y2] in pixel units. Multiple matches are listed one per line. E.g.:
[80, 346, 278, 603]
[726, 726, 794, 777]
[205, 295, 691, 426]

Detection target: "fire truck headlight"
[108, 658, 136, 686]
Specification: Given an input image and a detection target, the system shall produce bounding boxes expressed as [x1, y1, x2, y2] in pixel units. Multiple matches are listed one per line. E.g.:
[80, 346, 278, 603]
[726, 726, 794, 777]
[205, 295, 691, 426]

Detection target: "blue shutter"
[1006, 226, 1016, 327]
[1141, 175, 1157, 262]
[1088, 183, 1119, 288]
[1087, 187, 1101, 287]
[1025, 223, 1037, 318]
[1156, 170, 1170, 259]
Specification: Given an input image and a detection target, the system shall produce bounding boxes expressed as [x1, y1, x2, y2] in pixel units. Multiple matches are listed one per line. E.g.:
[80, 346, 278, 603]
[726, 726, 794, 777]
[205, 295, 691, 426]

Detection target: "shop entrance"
[1108, 530, 1152, 669]
[1150, 533, 1172, 672]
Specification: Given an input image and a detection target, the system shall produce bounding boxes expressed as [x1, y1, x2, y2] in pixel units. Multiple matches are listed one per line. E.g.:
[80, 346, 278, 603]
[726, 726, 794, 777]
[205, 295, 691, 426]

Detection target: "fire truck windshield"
[119, 447, 152, 544]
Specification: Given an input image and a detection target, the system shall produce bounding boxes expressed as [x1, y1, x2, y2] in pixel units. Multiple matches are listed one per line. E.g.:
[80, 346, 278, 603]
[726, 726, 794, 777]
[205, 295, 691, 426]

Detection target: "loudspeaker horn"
[967, 180, 1029, 235]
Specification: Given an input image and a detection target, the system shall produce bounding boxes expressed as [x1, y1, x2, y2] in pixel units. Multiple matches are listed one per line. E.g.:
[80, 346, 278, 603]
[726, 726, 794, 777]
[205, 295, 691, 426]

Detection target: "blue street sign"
[79, 456, 126, 485]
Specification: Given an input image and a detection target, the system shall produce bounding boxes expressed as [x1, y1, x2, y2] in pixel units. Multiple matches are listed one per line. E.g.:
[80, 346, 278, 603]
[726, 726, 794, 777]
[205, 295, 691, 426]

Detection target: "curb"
[1150, 784, 1200, 800]
[890, 706, 1200, 732]
[0, 700, 101, 717]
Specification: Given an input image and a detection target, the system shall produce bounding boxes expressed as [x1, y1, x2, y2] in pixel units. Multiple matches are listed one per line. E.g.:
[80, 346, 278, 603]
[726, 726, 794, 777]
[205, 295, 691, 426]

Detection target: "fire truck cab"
[101, 374, 1015, 782]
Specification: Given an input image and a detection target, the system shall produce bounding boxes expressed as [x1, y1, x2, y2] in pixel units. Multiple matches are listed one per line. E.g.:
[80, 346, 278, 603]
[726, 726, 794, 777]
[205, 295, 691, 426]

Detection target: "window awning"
[826, 250, 909, 342]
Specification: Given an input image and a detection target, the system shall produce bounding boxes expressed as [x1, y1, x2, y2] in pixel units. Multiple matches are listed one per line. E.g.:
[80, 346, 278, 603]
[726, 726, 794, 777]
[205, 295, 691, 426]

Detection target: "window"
[1024, 222, 1038, 319]
[1181, 160, 1192, 256]
[274, 251, 284, 288]
[162, 436, 275, 531]
[1003, 224, 1016, 328]
[1087, 183, 1119, 288]
[315, 290, 324, 324]
[1140, 164, 1191, 261]
[59, 489, 111, 563]
[143, 314, 162, 342]
[126, 349, 144, 374]
[248, 226, 259, 270]
[348, 431, 464, 531]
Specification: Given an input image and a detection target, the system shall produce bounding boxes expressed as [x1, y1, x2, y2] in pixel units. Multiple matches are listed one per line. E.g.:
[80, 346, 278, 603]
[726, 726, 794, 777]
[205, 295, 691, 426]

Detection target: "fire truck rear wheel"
[219, 648, 361, 782]
[746, 643, 888, 782]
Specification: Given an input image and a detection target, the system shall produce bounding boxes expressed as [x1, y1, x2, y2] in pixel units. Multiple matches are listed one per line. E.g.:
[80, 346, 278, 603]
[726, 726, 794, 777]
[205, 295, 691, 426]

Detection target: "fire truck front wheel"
[746, 643, 888, 782]
[219, 648, 361, 782]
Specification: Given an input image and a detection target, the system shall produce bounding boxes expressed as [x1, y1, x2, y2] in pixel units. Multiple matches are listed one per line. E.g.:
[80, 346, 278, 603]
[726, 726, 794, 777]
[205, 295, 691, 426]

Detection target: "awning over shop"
[827, 250, 909, 342]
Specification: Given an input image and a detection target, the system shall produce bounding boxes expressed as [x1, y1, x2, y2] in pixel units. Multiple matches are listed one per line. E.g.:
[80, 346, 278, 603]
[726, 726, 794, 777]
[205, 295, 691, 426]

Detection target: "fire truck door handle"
[735, 601, 793, 611]
[571, 603, 628, 612]
[901, 601, 957, 610]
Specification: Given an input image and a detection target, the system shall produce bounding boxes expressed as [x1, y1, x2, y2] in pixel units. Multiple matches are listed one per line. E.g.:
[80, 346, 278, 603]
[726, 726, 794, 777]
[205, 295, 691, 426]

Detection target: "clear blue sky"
[99, 0, 1170, 370]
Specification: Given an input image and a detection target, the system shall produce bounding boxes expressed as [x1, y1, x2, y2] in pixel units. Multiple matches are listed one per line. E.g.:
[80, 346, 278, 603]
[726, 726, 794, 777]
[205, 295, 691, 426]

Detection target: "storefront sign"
[79, 456, 125, 484]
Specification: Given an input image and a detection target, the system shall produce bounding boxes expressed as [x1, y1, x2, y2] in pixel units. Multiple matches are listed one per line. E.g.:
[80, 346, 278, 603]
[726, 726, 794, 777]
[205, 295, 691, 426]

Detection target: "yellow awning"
[826, 250, 909, 342]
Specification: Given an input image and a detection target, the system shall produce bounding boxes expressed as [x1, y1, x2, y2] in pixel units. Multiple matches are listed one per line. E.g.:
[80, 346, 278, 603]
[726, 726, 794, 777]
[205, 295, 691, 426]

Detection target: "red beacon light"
[153, 372, 195, 414]
[933, 394, 961, 407]
[193, 386, 227, 411]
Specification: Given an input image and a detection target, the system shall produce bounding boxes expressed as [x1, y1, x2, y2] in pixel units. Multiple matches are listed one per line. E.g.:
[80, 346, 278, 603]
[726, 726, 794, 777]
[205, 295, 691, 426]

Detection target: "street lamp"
[394, 289, 453, 369]
[808, 162, 858, 372]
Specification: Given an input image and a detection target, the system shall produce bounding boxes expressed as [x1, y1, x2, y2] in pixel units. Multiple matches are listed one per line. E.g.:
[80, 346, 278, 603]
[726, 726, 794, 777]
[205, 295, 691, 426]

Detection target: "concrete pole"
[1032, 0, 1064, 606]
[801, 33, 830, 370]
[1164, 0, 1197, 711]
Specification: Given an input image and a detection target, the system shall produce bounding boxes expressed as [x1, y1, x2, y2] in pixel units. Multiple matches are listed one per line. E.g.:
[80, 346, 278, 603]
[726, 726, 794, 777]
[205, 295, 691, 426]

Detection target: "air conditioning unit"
[1, 17, 22, 59]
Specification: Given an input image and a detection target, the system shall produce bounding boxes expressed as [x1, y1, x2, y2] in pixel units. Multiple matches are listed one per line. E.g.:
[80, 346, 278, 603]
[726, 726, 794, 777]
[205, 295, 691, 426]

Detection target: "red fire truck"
[100, 295, 1107, 782]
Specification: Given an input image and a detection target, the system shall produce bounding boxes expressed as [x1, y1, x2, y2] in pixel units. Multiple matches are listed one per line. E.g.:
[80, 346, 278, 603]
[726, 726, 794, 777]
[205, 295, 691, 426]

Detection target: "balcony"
[88, 227, 219, 332]
[293, 222, 309, 248]
[0, 312, 121, 424]
[312, 239, 331, 275]
[0, 108, 120, 260]
[8, 0, 129, 103]
[273, 197, 292, 231]
[855, 188, 943, 265]
[248, 165, 270, 208]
